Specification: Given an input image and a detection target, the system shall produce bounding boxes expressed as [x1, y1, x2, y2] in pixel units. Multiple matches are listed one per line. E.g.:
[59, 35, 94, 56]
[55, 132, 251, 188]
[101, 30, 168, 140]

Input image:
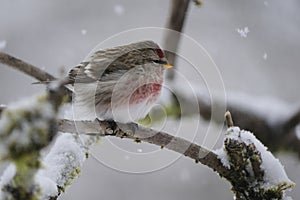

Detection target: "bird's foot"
[95, 119, 138, 137]
[96, 119, 118, 135]
[117, 122, 138, 137]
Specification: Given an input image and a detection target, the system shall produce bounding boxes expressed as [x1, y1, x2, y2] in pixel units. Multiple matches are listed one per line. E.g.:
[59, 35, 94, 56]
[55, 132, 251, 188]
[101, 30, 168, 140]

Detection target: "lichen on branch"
[214, 127, 295, 200]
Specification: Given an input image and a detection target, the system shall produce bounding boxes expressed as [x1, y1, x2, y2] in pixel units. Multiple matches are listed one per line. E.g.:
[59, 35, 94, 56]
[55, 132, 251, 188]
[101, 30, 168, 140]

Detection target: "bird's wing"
[67, 47, 135, 84]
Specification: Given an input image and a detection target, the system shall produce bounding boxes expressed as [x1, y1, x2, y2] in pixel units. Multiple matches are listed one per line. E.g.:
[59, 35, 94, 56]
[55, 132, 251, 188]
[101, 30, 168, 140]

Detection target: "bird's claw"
[117, 122, 138, 137]
[95, 119, 138, 137]
[96, 119, 118, 135]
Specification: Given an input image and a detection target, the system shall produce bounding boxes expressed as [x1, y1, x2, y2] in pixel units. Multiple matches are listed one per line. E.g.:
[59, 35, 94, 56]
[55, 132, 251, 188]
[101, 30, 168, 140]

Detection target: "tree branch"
[170, 89, 300, 155]
[0, 52, 55, 82]
[164, 0, 191, 81]
[0, 52, 73, 98]
[161, 0, 300, 156]
[0, 50, 295, 198]
[225, 111, 234, 127]
[0, 82, 66, 200]
[57, 119, 230, 177]
[1, 52, 300, 156]
[57, 118, 294, 199]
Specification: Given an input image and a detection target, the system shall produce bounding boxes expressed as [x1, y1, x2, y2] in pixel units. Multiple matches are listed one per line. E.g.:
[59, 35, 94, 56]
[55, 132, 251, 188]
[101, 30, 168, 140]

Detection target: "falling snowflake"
[114, 4, 125, 16]
[0, 40, 7, 50]
[263, 53, 268, 60]
[81, 29, 87, 35]
[137, 148, 143, 153]
[264, 1, 269, 6]
[236, 27, 250, 38]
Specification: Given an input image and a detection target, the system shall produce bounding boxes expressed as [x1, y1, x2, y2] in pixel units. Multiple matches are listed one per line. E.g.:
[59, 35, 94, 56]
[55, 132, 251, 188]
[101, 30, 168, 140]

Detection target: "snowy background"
[0, 0, 300, 199]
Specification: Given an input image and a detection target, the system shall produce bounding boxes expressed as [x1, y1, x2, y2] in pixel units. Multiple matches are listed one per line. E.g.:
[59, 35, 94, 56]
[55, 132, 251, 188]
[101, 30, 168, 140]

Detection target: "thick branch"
[57, 119, 294, 199]
[57, 119, 230, 177]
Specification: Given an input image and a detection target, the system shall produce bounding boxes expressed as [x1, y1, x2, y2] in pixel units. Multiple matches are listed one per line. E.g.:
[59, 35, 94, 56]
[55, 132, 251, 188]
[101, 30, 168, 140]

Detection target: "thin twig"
[225, 111, 234, 127]
[0, 52, 55, 82]
[0, 52, 72, 97]
[57, 119, 230, 177]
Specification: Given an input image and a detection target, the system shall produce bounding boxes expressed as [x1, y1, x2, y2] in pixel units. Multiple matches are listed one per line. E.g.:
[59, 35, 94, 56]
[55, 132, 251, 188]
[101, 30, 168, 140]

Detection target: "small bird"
[67, 40, 172, 123]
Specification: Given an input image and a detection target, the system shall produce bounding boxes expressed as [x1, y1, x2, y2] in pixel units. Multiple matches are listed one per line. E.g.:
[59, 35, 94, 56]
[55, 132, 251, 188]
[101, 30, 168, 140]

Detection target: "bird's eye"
[152, 59, 167, 64]
[155, 48, 165, 58]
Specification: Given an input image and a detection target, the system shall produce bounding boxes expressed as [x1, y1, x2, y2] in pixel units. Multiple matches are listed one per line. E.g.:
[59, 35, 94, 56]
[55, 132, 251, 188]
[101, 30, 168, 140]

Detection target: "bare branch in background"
[161, 0, 300, 156]
[164, 0, 191, 81]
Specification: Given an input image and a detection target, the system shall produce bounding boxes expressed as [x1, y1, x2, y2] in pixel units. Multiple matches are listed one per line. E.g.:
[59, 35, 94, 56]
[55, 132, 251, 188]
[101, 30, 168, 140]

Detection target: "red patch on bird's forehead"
[156, 48, 165, 58]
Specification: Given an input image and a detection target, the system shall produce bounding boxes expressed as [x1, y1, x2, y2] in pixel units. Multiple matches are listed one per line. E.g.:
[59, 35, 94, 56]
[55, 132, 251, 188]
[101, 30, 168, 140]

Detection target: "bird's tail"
[32, 78, 71, 85]
[32, 78, 74, 94]
[32, 80, 53, 84]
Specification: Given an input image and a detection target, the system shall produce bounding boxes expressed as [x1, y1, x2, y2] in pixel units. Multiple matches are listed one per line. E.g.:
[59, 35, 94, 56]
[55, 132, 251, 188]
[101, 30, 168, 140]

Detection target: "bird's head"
[118, 40, 173, 69]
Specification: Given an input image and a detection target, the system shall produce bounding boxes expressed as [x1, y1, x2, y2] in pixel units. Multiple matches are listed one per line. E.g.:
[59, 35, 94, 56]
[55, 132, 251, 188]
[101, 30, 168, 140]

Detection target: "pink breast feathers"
[129, 83, 162, 104]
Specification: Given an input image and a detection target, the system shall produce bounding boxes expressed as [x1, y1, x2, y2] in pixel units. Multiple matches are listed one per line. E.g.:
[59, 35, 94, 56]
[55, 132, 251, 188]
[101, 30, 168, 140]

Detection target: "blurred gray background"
[0, 0, 300, 199]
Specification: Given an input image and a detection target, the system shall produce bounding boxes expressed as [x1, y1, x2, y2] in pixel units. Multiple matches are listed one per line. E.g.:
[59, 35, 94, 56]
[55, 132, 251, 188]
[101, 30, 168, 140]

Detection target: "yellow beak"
[163, 63, 173, 69]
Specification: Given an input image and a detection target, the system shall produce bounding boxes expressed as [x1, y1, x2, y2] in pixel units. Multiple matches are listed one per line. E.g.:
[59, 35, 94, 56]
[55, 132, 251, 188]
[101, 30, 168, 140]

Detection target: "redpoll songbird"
[66, 40, 172, 123]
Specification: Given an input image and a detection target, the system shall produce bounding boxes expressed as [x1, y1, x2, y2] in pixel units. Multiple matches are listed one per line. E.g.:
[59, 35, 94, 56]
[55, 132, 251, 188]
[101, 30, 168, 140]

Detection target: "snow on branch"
[57, 115, 295, 200]
[36, 133, 96, 199]
[214, 126, 294, 199]
[0, 82, 66, 200]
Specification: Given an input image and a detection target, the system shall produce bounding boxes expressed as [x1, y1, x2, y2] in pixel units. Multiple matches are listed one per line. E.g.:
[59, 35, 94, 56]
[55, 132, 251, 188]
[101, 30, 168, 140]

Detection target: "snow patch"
[0, 164, 16, 199]
[213, 148, 230, 169]
[0, 95, 55, 159]
[217, 127, 294, 189]
[38, 133, 86, 187]
[35, 175, 58, 198]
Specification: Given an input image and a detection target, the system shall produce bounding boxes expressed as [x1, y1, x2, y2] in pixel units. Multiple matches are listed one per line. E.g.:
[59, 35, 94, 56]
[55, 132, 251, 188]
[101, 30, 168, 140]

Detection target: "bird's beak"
[159, 57, 173, 69]
[163, 63, 173, 69]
